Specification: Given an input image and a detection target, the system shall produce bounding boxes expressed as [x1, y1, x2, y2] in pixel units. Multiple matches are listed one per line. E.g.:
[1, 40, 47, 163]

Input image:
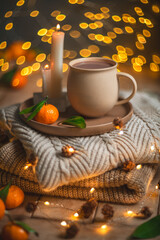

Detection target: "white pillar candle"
[41, 64, 51, 97]
[50, 24, 65, 98]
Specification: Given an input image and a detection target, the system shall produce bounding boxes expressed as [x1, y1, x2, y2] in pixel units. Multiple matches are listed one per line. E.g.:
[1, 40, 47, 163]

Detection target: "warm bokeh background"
[0, 0, 160, 106]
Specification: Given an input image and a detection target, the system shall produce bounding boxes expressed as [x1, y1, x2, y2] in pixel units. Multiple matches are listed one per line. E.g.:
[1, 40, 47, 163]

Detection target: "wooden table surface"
[0, 68, 160, 240]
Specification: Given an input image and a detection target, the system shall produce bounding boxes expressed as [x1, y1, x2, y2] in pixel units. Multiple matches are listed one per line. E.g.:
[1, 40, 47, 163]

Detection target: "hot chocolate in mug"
[67, 57, 137, 117]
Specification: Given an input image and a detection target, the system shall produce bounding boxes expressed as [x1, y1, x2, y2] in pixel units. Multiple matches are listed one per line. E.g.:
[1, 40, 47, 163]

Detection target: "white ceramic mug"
[67, 57, 137, 117]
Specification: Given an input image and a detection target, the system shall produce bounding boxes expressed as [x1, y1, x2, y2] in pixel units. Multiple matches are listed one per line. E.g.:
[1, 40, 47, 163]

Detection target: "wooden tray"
[19, 98, 133, 137]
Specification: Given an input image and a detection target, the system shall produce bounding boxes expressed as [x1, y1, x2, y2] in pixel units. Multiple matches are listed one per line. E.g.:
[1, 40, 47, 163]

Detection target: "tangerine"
[1, 185, 25, 210]
[11, 71, 28, 89]
[34, 104, 59, 124]
[1, 222, 29, 240]
[0, 198, 5, 220]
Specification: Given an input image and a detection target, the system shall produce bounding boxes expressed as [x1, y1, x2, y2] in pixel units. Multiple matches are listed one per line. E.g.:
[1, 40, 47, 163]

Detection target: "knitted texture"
[0, 92, 159, 203]
[0, 140, 157, 204]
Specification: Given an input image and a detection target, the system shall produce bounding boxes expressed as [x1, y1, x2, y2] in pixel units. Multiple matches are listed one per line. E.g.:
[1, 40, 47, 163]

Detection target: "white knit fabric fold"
[0, 92, 159, 192]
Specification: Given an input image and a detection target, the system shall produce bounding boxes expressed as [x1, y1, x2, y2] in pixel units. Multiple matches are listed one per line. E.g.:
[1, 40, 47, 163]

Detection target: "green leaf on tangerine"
[15, 221, 39, 236]
[0, 183, 11, 203]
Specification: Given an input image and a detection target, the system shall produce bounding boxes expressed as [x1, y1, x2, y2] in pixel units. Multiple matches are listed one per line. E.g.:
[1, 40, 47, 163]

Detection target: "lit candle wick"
[56, 24, 60, 31]
[44, 64, 50, 70]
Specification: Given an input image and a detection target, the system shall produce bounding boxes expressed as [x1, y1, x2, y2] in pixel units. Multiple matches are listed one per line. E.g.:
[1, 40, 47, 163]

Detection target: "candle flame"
[56, 24, 60, 31]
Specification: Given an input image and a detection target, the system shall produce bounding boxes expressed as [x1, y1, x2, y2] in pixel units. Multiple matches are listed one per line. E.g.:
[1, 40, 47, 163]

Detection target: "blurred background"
[0, 0, 159, 107]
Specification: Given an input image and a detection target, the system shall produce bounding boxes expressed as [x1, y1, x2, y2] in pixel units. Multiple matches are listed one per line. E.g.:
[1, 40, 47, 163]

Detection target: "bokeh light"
[36, 53, 46, 62]
[30, 10, 39, 17]
[80, 49, 91, 57]
[5, 22, 13, 30]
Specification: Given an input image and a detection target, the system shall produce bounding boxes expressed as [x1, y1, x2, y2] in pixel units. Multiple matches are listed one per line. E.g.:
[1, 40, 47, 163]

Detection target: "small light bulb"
[61, 221, 67, 226]
[127, 210, 133, 216]
[74, 212, 79, 217]
[90, 187, 95, 194]
[101, 224, 107, 229]
[44, 201, 50, 206]
[24, 165, 29, 170]
[150, 145, 155, 152]
[44, 64, 49, 69]
[118, 130, 124, 135]
[136, 164, 142, 170]
[68, 147, 75, 153]
[155, 185, 159, 190]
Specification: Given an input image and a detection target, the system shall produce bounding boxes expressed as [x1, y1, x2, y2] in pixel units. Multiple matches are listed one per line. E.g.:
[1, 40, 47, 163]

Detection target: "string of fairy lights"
[22, 118, 160, 236]
[0, 0, 160, 88]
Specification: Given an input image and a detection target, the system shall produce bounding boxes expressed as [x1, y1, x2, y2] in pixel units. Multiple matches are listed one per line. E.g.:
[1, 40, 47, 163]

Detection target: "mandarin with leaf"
[1, 222, 29, 240]
[34, 104, 59, 124]
[1, 185, 24, 210]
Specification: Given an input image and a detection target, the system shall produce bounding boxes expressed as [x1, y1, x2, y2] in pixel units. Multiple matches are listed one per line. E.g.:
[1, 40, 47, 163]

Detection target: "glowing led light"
[133, 63, 142, 72]
[150, 145, 155, 151]
[80, 49, 91, 58]
[16, 56, 25, 65]
[113, 28, 123, 34]
[24, 165, 29, 170]
[74, 212, 79, 217]
[79, 22, 88, 29]
[125, 26, 134, 33]
[61, 221, 67, 226]
[0, 59, 4, 66]
[127, 210, 134, 216]
[140, 0, 148, 4]
[128, 17, 136, 24]
[69, 0, 78, 4]
[125, 48, 134, 56]
[62, 24, 72, 31]
[150, 63, 159, 72]
[90, 188, 95, 193]
[88, 33, 95, 40]
[112, 15, 121, 22]
[95, 13, 104, 20]
[32, 62, 40, 71]
[138, 55, 146, 64]
[88, 45, 99, 54]
[155, 185, 159, 190]
[4, 11, 13, 18]
[36, 53, 46, 63]
[44, 201, 50, 206]
[63, 63, 68, 72]
[136, 164, 142, 170]
[30, 10, 39, 17]
[0, 41, 7, 49]
[135, 41, 144, 50]
[100, 7, 109, 13]
[95, 34, 104, 41]
[1, 62, 9, 72]
[152, 5, 159, 13]
[5, 22, 13, 30]
[152, 55, 160, 64]
[112, 54, 121, 63]
[94, 21, 103, 28]
[84, 12, 94, 19]
[69, 30, 81, 38]
[16, 0, 25, 6]
[137, 34, 146, 44]
[107, 32, 117, 39]
[89, 23, 97, 30]
[38, 28, 47, 36]
[56, 14, 66, 21]
[77, 0, 84, 4]
[21, 67, 29, 76]
[103, 36, 112, 44]
[51, 10, 61, 17]
[101, 225, 107, 229]
[118, 130, 124, 135]
[22, 41, 31, 50]
[68, 50, 77, 59]
[143, 29, 151, 37]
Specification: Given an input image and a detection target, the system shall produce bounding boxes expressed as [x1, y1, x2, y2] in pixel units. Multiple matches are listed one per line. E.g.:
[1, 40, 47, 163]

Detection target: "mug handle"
[115, 72, 137, 105]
